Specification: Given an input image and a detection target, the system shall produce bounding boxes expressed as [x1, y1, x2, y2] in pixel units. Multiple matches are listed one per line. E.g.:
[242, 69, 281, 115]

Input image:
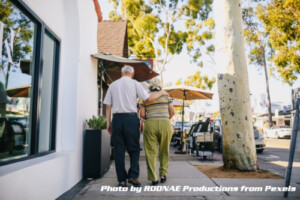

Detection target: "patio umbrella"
[164, 85, 213, 153]
[6, 85, 31, 97]
[92, 52, 159, 84]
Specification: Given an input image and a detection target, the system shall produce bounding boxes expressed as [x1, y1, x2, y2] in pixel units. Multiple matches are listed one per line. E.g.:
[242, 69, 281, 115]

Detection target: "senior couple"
[104, 65, 175, 187]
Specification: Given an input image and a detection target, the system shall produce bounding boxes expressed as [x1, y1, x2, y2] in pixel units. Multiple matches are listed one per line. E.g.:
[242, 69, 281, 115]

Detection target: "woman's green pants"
[143, 119, 173, 181]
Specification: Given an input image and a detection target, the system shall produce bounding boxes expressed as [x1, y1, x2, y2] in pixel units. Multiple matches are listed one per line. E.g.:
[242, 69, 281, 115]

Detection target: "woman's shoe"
[160, 175, 167, 183]
[152, 180, 159, 185]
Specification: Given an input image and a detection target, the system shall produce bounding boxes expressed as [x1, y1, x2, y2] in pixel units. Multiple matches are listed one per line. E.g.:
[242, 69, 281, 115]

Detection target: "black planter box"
[83, 129, 111, 178]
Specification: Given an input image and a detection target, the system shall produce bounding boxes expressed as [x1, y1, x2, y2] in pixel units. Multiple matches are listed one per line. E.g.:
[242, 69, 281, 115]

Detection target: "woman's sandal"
[160, 175, 167, 183]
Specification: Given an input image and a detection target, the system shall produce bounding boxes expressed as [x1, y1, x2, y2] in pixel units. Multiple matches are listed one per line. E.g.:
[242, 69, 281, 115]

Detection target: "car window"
[184, 122, 190, 127]
[253, 129, 260, 138]
[190, 124, 197, 133]
[197, 124, 202, 132]
[175, 121, 190, 128]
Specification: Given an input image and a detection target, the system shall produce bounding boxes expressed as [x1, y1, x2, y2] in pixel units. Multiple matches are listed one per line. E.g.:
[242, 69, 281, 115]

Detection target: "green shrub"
[86, 115, 107, 130]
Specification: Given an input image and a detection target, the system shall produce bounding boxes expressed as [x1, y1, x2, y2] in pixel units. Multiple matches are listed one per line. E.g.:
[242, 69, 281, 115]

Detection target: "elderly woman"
[139, 78, 175, 185]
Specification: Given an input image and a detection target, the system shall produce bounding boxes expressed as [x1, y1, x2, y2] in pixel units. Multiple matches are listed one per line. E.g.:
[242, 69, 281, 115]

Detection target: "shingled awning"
[97, 20, 128, 58]
[92, 52, 159, 84]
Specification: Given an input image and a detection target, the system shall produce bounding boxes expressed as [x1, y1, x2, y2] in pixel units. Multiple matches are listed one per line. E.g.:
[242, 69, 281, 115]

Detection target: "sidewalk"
[70, 145, 300, 200]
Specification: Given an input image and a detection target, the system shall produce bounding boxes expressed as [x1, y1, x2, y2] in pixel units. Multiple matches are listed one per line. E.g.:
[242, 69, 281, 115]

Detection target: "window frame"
[0, 0, 60, 166]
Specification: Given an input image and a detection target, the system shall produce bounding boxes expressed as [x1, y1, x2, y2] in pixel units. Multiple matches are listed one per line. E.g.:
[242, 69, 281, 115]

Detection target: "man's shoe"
[152, 180, 159, 186]
[128, 178, 141, 187]
[118, 181, 127, 187]
[160, 175, 167, 183]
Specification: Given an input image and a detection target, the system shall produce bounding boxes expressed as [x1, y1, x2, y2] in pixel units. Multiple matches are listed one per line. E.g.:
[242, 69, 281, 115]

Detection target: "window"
[0, 0, 60, 165]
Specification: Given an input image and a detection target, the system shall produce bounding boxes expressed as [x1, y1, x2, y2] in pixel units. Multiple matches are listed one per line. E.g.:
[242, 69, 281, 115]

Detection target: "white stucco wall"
[0, 0, 98, 199]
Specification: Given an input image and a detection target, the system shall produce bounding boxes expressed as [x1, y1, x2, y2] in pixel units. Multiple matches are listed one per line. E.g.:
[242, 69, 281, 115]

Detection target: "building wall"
[0, 0, 98, 199]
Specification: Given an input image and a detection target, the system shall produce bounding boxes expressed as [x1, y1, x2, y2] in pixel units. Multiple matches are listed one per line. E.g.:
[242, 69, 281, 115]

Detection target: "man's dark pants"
[112, 113, 140, 182]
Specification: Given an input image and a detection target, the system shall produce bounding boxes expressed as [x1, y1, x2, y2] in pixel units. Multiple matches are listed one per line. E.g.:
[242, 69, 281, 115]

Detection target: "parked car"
[264, 126, 292, 139]
[211, 119, 266, 153]
[173, 121, 191, 133]
[172, 121, 191, 147]
[254, 126, 266, 153]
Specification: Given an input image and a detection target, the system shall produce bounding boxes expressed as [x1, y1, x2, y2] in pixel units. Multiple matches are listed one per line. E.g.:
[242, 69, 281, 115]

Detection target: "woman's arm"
[168, 103, 175, 119]
[139, 107, 146, 119]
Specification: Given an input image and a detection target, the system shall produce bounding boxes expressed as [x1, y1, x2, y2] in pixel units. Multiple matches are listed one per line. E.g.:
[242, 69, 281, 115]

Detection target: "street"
[257, 139, 300, 184]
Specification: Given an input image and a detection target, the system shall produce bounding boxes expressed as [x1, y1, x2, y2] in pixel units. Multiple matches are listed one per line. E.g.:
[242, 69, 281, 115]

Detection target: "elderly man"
[104, 65, 168, 187]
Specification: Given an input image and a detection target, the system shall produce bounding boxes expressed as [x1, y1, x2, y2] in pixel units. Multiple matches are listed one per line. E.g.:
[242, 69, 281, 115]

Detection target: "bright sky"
[99, 1, 300, 112]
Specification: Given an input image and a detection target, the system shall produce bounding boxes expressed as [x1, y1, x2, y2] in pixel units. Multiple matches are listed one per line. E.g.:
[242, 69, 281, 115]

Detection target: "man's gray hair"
[122, 65, 134, 74]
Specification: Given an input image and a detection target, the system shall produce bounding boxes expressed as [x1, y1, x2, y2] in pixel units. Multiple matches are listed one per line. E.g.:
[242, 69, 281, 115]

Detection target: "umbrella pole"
[181, 99, 184, 141]
[176, 91, 187, 154]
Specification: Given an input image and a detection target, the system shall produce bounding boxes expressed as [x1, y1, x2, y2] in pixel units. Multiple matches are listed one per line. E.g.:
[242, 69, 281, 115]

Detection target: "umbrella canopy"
[6, 85, 31, 97]
[164, 85, 213, 100]
[92, 52, 159, 84]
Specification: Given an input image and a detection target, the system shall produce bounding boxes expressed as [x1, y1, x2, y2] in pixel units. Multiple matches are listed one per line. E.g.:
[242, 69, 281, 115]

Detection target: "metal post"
[181, 99, 185, 139]
[181, 91, 186, 145]
[176, 90, 186, 154]
[284, 98, 300, 198]
[98, 61, 104, 115]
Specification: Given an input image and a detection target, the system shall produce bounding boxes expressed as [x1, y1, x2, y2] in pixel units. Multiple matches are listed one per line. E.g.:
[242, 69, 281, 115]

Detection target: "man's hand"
[160, 90, 169, 97]
[106, 105, 112, 135]
[107, 124, 112, 135]
[146, 90, 170, 102]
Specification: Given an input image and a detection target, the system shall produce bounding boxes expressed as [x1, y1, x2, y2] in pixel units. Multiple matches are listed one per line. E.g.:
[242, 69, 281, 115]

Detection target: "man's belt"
[113, 112, 137, 116]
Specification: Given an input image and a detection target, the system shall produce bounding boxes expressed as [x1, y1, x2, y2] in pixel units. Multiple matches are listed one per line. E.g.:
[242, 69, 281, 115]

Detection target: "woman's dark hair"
[149, 86, 161, 92]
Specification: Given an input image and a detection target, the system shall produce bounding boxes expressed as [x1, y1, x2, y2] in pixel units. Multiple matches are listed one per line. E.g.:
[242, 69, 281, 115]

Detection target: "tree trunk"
[262, 48, 273, 128]
[215, 0, 257, 171]
[160, 72, 164, 86]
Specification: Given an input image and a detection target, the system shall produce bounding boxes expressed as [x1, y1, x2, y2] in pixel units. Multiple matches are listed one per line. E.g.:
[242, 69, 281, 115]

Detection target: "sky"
[99, 1, 300, 113]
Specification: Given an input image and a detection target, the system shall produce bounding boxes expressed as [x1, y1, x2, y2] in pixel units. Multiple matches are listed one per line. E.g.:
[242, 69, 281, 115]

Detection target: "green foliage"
[245, 0, 300, 85]
[176, 71, 215, 90]
[109, 0, 214, 83]
[86, 115, 107, 130]
[211, 111, 220, 119]
[243, 5, 269, 68]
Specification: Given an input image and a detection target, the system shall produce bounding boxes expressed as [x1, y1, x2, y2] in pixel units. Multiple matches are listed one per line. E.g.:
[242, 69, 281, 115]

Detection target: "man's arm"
[106, 105, 112, 135]
[145, 90, 169, 102]
[168, 103, 175, 119]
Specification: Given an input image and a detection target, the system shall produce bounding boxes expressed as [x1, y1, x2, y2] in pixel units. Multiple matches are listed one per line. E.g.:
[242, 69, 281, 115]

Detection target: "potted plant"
[83, 115, 111, 179]
[86, 115, 107, 130]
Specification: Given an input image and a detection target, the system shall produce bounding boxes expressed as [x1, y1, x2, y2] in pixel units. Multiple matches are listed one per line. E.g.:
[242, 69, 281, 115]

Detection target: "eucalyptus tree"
[243, 4, 273, 127]
[215, 0, 257, 171]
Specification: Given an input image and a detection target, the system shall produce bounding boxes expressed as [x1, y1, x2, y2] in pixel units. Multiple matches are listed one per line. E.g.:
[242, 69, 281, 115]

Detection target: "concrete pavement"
[71, 146, 300, 200]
